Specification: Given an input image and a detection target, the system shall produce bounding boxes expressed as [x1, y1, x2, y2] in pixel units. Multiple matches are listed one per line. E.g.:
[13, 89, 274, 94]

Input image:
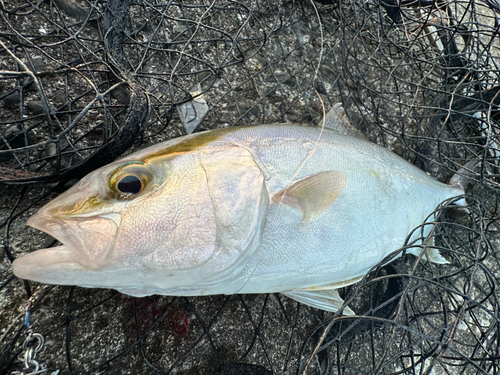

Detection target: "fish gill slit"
[196, 152, 218, 217]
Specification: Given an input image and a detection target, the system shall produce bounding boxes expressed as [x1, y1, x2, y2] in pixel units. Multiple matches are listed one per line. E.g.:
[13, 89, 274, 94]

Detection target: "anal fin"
[296, 275, 363, 290]
[282, 288, 355, 315]
[407, 237, 450, 265]
[407, 247, 450, 264]
[425, 248, 449, 264]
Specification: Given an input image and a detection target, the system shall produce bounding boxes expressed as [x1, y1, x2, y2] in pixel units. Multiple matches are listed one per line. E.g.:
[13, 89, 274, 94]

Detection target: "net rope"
[1, 0, 499, 374]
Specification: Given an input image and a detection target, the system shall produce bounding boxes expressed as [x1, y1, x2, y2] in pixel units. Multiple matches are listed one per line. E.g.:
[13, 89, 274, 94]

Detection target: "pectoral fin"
[282, 289, 355, 315]
[273, 171, 347, 222]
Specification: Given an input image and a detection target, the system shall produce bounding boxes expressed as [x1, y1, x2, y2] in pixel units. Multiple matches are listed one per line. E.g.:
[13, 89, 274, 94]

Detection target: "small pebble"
[2, 92, 20, 109]
[0, 124, 23, 161]
[111, 86, 131, 105]
[253, 55, 268, 70]
[30, 56, 45, 72]
[319, 64, 337, 81]
[27, 100, 45, 115]
[54, 0, 88, 19]
[53, 91, 67, 107]
[4, 124, 22, 139]
[314, 80, 327, 95]
[177, 92, 209, 134]
[198, 71, 212, 83]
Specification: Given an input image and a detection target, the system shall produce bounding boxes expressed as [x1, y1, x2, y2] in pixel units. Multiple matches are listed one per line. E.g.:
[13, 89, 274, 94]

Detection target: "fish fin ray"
[449, 159, 479, 191]
[296, 275, 364, 291]
[407, 241, 450, 265]
[425, 248, 450, 264]
[321, 103, 367, 139]
[282, 289, 355, 315]
[273, 171, 347, 222]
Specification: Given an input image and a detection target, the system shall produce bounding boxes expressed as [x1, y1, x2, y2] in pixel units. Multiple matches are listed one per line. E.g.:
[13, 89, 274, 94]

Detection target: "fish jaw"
[23, 210, 119, 270]
[12, 245, 85, 285]
[11, 244, 138, 288]
[13, 212, 130, 287]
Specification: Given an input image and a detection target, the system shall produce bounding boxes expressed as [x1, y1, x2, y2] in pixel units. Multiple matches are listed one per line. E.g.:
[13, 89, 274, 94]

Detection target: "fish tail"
[448, 159, 480, 191]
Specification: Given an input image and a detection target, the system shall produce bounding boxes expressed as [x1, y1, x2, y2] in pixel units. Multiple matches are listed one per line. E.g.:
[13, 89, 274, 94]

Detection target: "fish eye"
[109, 163, 154, 200]
[117, 175, 142, 195]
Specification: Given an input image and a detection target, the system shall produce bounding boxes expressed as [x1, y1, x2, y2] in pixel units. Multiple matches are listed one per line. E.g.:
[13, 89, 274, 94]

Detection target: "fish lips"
[13, 212, 119, 284]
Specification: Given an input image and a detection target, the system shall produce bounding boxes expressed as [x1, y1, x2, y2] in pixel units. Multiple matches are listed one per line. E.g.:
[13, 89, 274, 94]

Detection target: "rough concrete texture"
[1, 0, 499, 374]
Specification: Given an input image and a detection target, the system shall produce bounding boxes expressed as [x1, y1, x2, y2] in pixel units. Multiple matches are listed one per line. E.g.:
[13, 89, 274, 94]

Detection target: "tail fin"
[449, 159, 480, 190]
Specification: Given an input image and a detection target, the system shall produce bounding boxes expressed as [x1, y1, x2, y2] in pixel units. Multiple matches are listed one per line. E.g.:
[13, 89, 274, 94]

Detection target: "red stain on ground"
[123, 296, 191, 343]
[168, 309, 190, 344]
[170, 310, 190, 337]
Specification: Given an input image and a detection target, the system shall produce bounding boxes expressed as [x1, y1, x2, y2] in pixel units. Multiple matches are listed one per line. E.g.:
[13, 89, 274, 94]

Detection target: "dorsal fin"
[273, 171, 347, 223]
[321, 103, 367, 139]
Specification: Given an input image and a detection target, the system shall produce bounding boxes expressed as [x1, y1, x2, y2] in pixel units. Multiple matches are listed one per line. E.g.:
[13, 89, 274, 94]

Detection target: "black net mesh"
[0, 0, 499, 374]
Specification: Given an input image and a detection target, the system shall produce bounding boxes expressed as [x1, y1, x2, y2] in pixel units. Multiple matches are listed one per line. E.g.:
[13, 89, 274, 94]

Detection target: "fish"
[12, 104, 466, 315]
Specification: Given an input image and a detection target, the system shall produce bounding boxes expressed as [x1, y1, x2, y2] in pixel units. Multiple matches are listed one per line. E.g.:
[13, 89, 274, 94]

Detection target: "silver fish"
[12, 105, 465, 314]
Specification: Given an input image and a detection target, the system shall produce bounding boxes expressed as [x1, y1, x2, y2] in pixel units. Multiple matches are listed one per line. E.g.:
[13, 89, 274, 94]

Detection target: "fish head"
[13, 142, 268, 294]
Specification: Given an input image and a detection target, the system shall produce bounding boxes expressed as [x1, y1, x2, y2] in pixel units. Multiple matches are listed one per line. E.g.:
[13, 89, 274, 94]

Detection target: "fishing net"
[0, 0, 499, 373]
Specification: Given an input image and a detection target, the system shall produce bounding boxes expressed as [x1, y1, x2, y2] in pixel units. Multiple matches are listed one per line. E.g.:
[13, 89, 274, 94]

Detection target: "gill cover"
[197, 146, 269, 278]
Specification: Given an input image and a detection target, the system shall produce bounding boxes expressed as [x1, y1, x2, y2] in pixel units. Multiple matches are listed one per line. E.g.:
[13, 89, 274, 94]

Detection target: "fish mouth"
[13, 211, 120, 286]
[23, 211, 118, 268]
